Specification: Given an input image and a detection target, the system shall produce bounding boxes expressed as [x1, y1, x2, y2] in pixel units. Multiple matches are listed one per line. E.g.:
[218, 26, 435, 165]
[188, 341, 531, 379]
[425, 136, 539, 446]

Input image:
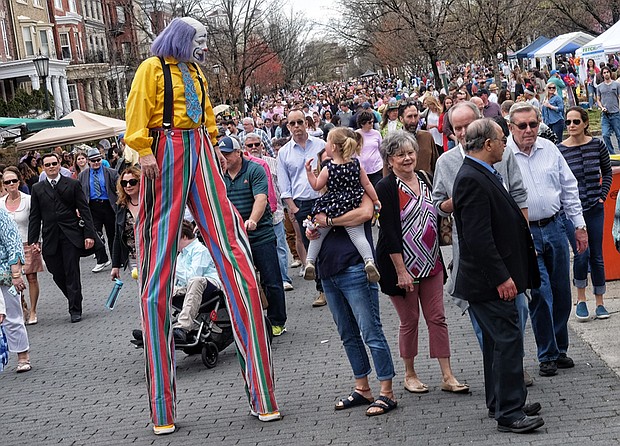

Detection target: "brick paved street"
[1, 248, 619, 445]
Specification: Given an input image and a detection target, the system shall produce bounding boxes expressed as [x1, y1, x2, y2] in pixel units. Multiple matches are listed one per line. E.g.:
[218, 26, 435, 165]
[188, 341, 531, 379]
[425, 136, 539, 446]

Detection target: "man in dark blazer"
[28, 153, 98, 323]
[78, 147, 119, 273]
[453, 119, 543, 433]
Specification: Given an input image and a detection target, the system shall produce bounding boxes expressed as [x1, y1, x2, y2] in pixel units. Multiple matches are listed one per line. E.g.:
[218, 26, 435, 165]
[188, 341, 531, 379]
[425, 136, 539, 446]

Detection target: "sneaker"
[250, 409, 282, 422]
[304, 262, 316, 280]
[298, 266, 306, 277]
[283, 282, 294, 291]
[272, 325, 287, 337]
[596, 305, 610, 319]
[312, 292, 327, 307]
[364, 260, 381, 282]
[556, 353, 574, 369]
[575, 302, 589, 321]
[523, 369, 533, 387]
[173, 327, 188, 344]
[290, 259, 302, 268]
[92, 260, 111, 273]
[153, 424, 175, 435]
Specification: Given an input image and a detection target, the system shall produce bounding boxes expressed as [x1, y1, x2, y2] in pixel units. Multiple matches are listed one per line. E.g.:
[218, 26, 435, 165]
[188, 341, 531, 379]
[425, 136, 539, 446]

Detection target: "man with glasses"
[432, 101, 532, 384]
[78, 148, 119, 273]
[277, 109, 327, 307]
[220, 136, 288, 336]
[238, 117, 275, 156]
[507, 102, 587, 378]
[596, 66, 620, 154]
[244, 133, 293, 292]
[28, 153, 98, 323]
[453, 119, 543, 434]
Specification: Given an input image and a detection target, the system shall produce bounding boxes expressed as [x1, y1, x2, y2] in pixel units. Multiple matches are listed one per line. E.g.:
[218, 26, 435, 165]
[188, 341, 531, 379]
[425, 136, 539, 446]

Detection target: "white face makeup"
[181, 17, 207, 63]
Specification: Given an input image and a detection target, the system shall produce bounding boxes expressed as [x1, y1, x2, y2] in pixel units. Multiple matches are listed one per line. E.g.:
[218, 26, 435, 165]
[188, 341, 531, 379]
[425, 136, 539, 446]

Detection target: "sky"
[288, 0, 337, 26]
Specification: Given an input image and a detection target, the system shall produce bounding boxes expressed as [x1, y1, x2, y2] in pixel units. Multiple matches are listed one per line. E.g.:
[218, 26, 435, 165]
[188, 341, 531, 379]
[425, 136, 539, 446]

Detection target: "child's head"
[327, 127, 363, 161]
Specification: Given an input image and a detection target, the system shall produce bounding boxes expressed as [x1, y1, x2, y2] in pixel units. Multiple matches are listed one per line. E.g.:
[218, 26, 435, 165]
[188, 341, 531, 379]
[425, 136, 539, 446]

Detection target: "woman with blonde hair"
[423, 96, 444, 152]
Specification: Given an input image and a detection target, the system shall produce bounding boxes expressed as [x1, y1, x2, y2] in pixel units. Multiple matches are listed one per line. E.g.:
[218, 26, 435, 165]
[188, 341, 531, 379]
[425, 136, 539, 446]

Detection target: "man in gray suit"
[78, 147, 119, 272]
[432, 102, 532, 385]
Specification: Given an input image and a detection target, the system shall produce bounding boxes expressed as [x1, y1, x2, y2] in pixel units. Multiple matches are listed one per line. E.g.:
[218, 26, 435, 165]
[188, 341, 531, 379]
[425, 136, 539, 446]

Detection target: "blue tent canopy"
[513, 36, 551, 59]
[556, 41, 581, 55]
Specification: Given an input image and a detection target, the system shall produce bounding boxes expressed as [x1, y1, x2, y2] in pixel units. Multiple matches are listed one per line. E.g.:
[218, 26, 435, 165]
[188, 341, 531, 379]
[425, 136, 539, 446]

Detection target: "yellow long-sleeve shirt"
[125, 56, 218, 156]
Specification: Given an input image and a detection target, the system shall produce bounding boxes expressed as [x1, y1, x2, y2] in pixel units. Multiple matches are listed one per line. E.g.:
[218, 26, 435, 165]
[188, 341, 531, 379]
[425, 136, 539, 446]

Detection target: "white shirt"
[508, 135, 585, 226]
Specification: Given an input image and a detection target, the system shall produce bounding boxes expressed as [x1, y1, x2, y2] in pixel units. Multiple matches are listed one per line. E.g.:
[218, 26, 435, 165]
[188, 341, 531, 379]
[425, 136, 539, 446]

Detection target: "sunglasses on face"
[3, 179, 19, 185]
[90, 158, 102, 163]
[512, 121, 540, 130]
[547, 87, 556, 90]
[289, 119, 305, 126]
[44, 161, 59, 167]
[246, 142, 261, 148]
[121, 179, 139, 187]
[566, 119, 582, 126]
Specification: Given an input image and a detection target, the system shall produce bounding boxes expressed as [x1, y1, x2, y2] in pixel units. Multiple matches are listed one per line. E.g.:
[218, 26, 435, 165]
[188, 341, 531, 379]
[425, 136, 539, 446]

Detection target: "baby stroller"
[131, 282, 272, 368]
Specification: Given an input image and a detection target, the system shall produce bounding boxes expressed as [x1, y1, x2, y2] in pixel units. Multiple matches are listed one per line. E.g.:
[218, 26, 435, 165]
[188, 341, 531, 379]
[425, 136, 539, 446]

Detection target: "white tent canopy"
[534, 32, 595, 69]
[577, 20, 620, 56]
[17, 110, 125, 151]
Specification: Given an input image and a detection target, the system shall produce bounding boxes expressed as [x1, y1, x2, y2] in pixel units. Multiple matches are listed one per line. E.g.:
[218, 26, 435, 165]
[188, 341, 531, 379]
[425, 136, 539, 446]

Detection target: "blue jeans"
[528, 218, 571, 363]
[602, 112, 620, 154]
[251, 240, 287, 326]
[548, 119, 565, 143]
[587, 84, 597, 108]
[322, 264, 395, 381]
[469, 293, 528, 355]
[273, 221, 292, 285]
[562, 203, 606, 295]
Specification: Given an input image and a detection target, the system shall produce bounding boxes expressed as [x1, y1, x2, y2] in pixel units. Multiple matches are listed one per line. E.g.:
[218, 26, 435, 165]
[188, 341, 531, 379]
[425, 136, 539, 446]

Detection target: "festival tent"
[576, 20, 620, 57]
[533, 32, 595, 69]
[0, 117, 74, 133]
[16, 109, 125, 151]
[512, 36, 551, 59]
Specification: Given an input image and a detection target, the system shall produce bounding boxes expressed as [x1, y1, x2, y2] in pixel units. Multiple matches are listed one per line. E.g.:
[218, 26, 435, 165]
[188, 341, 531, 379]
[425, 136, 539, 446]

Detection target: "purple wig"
[151, 18, 196, 62]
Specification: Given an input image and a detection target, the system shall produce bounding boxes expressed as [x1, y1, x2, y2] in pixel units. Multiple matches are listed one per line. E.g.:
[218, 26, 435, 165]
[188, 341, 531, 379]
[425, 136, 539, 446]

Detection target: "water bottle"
[105, 279, 123, 310]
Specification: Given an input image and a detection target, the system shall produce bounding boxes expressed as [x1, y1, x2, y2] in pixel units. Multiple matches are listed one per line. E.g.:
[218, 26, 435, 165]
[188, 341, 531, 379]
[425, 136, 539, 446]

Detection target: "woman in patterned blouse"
[375, 130, 469, 395]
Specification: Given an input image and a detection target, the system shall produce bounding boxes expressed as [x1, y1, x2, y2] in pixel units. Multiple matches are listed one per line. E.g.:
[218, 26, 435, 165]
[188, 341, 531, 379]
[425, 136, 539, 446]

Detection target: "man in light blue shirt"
[172, 220, 221, 344]
[276, 109, 326, 307]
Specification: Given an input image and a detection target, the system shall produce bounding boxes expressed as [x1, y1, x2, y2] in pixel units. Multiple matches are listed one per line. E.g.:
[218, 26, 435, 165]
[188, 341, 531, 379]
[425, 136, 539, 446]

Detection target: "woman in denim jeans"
[310, 195, 397, 417]
[558, 107, 613, 320]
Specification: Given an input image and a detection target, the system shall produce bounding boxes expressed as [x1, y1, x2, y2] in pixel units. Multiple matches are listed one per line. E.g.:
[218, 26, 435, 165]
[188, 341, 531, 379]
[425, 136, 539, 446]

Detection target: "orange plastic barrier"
[603, 165, 620, 281]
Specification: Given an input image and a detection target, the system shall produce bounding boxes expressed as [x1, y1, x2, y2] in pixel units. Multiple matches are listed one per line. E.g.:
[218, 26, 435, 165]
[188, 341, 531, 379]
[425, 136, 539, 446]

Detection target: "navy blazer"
[452, 157, 540, 302]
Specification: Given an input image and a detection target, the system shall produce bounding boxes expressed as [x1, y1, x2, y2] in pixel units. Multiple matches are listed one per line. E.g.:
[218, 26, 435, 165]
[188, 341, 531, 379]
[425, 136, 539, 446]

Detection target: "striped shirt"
[558, 137, 612, 211]
[509, 136, 585, 227]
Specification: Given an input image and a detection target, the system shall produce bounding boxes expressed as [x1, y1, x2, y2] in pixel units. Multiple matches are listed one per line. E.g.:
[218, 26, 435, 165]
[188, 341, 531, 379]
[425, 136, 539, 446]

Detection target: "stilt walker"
[124, 17, 280, 435]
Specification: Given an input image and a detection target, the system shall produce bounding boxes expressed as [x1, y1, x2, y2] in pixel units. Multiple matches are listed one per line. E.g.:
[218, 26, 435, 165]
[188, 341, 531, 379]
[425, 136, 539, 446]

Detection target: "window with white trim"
[74, 32, 83, 60]
[33, 0, 43, 7]
[39, 30, 50, 56]
[54, 0, 62, 9]
[59, 32, 71, 59]
[22, 27, 34, 56]
[68, 0, 76, 12]
[0, 20, 10, 57]
[68, 83, 79, 110]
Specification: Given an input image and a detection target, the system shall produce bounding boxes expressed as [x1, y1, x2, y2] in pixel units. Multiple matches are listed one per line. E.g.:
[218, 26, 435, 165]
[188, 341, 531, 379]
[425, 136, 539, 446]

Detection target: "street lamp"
[213, 64, 222, 104]
[33, 55, 50, 115]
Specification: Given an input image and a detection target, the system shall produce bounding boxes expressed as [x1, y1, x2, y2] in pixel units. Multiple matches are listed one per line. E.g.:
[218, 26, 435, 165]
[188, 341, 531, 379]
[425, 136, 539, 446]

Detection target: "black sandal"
[335, 391, 373, 411]
[365, 395, 397, 416]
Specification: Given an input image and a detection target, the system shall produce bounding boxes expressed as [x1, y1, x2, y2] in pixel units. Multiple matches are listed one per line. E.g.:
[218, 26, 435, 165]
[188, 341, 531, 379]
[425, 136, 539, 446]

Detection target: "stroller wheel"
[202, 342, 219, 368]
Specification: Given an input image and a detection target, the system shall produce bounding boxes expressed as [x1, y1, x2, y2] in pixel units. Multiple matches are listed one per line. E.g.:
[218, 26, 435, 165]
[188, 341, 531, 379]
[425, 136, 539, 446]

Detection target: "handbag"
[417, 170, 453, 246]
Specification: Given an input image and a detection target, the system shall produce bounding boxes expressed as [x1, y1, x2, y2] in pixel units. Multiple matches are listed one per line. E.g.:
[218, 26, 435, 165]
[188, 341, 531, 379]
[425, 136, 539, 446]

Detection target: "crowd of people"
[1, 16, 620, 436]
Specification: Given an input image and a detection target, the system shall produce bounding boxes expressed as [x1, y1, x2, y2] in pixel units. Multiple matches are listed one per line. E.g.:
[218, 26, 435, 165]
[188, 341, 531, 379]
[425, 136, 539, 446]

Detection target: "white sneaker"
[290, 259, 302, 268]
[298, 266, 306, 277]
[92, 260, 111, 273]
[283, 282, 294, 291]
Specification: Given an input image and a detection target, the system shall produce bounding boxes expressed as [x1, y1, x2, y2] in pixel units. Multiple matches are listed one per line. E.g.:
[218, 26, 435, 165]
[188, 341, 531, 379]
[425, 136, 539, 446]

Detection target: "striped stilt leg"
[187, 128, 278, 415]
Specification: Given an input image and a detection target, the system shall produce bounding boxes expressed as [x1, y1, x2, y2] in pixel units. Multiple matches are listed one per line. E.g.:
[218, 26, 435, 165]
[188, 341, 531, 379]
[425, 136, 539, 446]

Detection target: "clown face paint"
[181, 17, 208, 63]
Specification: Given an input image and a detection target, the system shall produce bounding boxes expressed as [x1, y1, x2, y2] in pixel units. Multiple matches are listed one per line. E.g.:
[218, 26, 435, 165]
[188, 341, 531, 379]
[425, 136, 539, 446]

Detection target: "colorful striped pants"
[135, 127, 278, 426]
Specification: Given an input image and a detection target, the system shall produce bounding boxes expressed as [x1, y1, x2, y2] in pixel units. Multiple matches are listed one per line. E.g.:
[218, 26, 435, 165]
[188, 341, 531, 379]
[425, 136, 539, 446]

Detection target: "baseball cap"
[218, 136, 240, 153]
[550, 69, 558, 76]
